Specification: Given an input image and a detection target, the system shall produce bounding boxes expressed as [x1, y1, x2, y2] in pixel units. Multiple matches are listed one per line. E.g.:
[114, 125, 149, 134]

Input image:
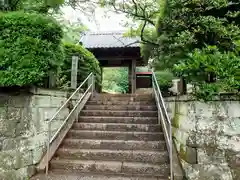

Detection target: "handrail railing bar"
[49, 84, 92, 144]
[153, 85, 170, 144]
[151, 70, 173, 180]
[46, 73, 94, 175]
[153, 86, 161, 123]
[153, 87, 164, 124]
[152, 73, 171, 125]
[48, 73, 93, 124]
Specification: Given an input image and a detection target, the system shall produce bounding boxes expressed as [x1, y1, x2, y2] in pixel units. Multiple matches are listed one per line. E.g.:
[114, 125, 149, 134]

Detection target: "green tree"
[0, 0, 98, 14]
[102, 68, 128, 93]
[0, 11, 64, 87]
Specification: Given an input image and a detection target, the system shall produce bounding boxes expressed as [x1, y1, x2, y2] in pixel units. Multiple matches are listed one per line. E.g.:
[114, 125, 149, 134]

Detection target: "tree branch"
[111, 0, 155, 25]
[140, 20, 159, 46]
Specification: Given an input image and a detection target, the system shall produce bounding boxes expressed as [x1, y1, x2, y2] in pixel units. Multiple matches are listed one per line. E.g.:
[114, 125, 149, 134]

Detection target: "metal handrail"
[45, 73, 95, 174]
[152, 70, 173, 180]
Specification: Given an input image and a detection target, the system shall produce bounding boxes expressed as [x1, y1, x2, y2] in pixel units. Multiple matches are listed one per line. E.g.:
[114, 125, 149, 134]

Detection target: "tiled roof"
[79, 31, 140, 49]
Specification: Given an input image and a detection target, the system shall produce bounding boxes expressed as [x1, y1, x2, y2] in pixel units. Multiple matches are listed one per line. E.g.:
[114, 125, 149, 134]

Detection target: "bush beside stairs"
[32, 94, 170, 180]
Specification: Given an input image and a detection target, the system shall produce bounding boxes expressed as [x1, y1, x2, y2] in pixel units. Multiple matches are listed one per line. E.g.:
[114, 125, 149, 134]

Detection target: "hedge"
[60, 42, 101, 87]
[0, 11, 64, 87]
[155, 70, 175, 96]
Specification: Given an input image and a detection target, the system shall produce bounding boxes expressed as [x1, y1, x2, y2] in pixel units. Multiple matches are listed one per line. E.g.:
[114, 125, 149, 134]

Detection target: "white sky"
[62, 6, 127, 31]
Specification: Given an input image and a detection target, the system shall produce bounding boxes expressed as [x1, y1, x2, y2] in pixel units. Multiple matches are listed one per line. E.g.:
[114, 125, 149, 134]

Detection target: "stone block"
[0, 151, 16, 169]
[0, 107, 20, 137]
[225, 150, 240, 169]
[0, 169, 18, 180]
[185, 146, 198, 164]
[0, 150, 29, 170]
[173, 128, 190, 146]
[165, 101, 176, 115]
[7, 95, 30, 108]
[218, 135, 240, 152]
[226, 101, 240, 118]
[221, 118, 240, 136]
[32, 146, 45, 164]
[31, 88, 68, 98]
[194, 102, 215, 118]
[31, 95, 51, 108]
[198, 148, 227, 165]
[15, 150, 33, 169]
[231, 168, 240, 180]
[182, 162, 233, 180]
[15, 165, 36, 180]
[177, 101, 189, 116]
[50, 96, 67, 108]
[25, 133, 47, 150]
[178, 114, 195, 132]
[2, 138, 18, 150]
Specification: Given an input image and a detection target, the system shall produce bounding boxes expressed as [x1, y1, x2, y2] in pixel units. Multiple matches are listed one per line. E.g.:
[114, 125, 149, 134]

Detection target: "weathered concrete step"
[84, 105, 157, 111]
[79, 116, 158, 124]
[50, 159, 169, 177]
[72, 123, 161, 132]
[67, 130, 164, 141]
[87, 100, 155, 105]
[31, 172, 168, 180]
[56, 148, 169, 164]
[92, 95, 154, 101]
[80, 110, 158, 117]
[62, 139, 167, 151]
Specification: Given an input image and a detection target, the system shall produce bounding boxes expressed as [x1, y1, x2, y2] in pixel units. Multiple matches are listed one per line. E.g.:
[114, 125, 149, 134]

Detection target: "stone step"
[67, 130, 164, 141]
[79, 116, 158, 124]
[91, 95, 154, 101]
[87, 100, 155, 105]
[50, 159, 169, 177]
[94, 94, 152, 97]
[56, 148, 169, 164]
[62, 139, 167, 151]
[72, 123, 161, 132]
[31, 172, 169, 180]
[84, 105, 157, 111]
[80, 110, 158, 117]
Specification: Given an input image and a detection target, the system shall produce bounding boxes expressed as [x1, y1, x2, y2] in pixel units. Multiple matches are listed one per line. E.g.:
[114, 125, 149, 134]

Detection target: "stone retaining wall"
[165, 96, 240, 180]
[0, 88, 80, 180]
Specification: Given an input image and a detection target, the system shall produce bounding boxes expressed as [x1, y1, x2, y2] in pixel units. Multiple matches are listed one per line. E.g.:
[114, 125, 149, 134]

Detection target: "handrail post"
[46, 122, 51, 175]
[169, 112, 173, 180]
[92, 74, 95, 96]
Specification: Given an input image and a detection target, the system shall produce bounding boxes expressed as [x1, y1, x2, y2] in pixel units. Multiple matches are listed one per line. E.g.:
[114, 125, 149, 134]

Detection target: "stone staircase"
[32, 94, 170, 180]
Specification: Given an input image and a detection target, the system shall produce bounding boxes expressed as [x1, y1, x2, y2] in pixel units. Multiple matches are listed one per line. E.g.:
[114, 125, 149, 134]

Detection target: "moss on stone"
[172, 102, 181, 128]
[172, 127, 177, 137]
[172, 113, 180, 128]
[179, 143, 187, 162]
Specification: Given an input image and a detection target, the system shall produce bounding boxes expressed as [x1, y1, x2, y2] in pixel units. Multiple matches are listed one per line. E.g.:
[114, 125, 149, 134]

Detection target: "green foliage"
[147, 0, 240, 99]
[0, 0, 64, 12]
[0, 11, 64, 87]
[102, 68, 129, 93]
[59, 42, 101, 88]
[174, 46, 240, 100]
[154, 0, 240, 63]
[155, 70, 174, 88]
[154, 70, 175, 96]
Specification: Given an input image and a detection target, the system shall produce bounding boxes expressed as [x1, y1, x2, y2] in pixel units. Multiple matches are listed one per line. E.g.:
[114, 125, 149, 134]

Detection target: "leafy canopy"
[0, 11, 64, 87]
[58, 42, 101, 88]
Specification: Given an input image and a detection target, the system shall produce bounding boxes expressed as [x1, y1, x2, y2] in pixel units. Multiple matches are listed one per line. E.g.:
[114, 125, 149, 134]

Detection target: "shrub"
[155, 70, 174, 88]
[154, 70, 175, 96]
[174, 46, 240, 100]
[60, 42, 101, 87]
[0, 11, 64, 87]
